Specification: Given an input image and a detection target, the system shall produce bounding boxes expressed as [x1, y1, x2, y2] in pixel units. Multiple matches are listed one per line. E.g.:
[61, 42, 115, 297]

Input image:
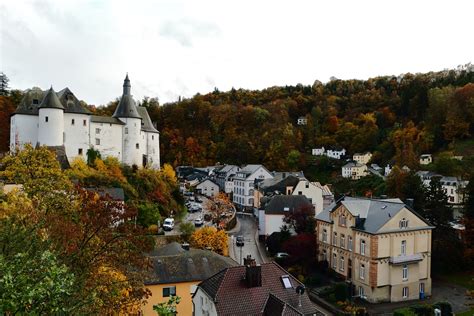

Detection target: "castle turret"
[113, 74, 143, 166]
[38, 87, 65, 147]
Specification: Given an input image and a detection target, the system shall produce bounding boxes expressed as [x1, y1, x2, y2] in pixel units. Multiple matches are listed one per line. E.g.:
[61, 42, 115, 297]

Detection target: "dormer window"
[33, 99, 39, 105]
[399, 218, 409, 229]
[281, 275, 292, 289]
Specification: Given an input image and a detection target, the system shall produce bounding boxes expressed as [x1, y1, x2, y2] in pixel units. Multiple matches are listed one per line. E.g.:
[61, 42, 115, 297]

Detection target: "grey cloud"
[159, 18, 221, 47]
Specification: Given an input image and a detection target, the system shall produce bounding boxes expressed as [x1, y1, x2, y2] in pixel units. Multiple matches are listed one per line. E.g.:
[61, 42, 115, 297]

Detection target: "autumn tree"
[283, 204, 315, 234]
[190, 226, 228, 256]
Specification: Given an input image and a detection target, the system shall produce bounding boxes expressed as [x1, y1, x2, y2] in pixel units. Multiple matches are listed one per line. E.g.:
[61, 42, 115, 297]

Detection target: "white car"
[163, 218, 175, 231]
[194, 217, 204, 227]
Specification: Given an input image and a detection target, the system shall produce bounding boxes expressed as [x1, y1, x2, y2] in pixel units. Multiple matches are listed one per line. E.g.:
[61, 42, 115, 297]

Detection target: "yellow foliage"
[161, 163, 177, 183]
[190, 226, 228, 256]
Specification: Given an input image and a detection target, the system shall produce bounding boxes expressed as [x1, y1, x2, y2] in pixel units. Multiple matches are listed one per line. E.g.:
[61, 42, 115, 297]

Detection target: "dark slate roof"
[90, 115, 125, 125]
[316, 197, 433, 234]
[145, 242, 237, 285]
[39, 87, 64, 110]
[137, 106, 159, 133]
[42, 145, 70, 170]
[112, 75, 141, 119]
[259, 175, 301, 195]
[14, 87, 45, 115]
[57, 88, 91, 114]
[265, 195, 313, 215]
[197, 262, 320, 316]
[85, 187, 125, 201]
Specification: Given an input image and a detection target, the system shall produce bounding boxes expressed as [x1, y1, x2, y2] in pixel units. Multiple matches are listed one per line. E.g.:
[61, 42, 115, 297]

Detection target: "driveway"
[229, 213, 264, 264]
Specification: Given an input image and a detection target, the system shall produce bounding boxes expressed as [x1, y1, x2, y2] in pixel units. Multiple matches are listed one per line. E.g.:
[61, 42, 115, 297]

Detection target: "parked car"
[236, 235, 244, 247]
[163, 218, 175, 231]
[196, 197, 203, 203]
[276, 252, 289, 259]
[194, 217, 204, 227]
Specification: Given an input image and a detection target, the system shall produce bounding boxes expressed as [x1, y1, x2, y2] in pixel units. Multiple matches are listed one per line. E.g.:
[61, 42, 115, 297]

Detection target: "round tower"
[38, 87, 65, 146]
[113, 74, 143, 167]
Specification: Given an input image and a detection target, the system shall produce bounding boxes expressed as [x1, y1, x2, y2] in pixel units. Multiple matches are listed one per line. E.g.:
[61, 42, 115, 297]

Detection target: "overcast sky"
[1, 0, 473, 106]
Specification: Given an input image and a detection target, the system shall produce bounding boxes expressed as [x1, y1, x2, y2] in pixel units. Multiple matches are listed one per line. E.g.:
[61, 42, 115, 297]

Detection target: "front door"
[419, 282, 425, 299]
[347, 259, 352, 279]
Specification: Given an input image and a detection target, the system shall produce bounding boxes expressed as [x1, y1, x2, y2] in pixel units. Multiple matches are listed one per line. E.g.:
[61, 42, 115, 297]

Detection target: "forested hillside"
[152, 65, 474, 173]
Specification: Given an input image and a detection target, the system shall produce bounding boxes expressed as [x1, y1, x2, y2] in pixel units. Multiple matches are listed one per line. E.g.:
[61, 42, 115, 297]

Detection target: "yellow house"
[142, 242, 237, 315]
[353, 152, 373, 165]
[316, 197, 433, 303]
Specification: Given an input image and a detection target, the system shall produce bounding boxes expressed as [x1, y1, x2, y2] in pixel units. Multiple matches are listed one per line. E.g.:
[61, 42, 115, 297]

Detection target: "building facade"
[10, 75, 160, 169]
[353, 152, 373, 165]
[196, 179, 220, 197]
[232, 165, 273, 210]
[342, 162, 368, 180]
[316, 197, 433, 303]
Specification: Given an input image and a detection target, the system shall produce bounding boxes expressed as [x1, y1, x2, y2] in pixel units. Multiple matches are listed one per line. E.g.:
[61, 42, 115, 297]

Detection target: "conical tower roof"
[113, 74, 141, 119]
[39, 87, 64, 110]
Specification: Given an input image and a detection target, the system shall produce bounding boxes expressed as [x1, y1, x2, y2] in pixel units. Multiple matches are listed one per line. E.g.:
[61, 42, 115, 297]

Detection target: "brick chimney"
[244, 255, 262, 288]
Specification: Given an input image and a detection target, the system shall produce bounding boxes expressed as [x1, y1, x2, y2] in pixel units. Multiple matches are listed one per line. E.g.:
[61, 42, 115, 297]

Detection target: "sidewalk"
[254, 224, 270, 263]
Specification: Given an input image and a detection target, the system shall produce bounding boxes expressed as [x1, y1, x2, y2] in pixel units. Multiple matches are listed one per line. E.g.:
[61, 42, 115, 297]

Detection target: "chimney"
[244, 255, 262, 288]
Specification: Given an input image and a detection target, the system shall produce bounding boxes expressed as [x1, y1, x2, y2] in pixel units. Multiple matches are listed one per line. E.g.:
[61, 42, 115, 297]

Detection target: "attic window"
[399, 218, 409, 229]
[281, 275, 292, 289]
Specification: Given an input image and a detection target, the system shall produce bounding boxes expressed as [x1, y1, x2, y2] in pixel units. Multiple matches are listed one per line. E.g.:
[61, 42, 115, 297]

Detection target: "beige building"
[316, 197, 433, 303]
[353, 152, 373, 165]
[342, 162, 368, 180]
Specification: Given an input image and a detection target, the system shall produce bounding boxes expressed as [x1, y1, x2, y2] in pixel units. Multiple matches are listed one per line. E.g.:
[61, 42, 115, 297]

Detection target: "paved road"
[164, 196, 212, 236]
[229, 214, 263, 265]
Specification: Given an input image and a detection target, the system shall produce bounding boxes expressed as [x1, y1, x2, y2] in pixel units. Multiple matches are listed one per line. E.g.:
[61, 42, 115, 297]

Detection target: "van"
[163, 218, 175, 231]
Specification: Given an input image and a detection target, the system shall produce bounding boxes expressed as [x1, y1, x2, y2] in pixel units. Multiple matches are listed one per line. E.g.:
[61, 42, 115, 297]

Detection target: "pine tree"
[0, 72, 10, 96]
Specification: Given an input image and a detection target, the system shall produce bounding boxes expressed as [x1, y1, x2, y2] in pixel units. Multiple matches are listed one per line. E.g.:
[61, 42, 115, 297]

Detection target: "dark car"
[236, 235, 244, 247]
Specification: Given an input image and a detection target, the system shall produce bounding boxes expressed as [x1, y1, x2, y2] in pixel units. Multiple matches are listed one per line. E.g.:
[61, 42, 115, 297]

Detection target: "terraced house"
[315, 197, 433, 303]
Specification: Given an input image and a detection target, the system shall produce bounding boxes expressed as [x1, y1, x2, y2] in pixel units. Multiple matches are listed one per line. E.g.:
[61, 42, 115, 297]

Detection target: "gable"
[378, 207, 430, 232]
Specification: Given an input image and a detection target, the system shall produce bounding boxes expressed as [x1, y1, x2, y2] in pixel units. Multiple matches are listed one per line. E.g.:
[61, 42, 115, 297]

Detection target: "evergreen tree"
[0, 72, 9, 96]
[424, 176, 453, 227]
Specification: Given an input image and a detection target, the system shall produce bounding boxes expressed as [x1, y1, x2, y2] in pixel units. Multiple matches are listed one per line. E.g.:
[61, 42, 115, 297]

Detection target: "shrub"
[393, 308, 416, 316]
[334, 283, 348, 301]
[432, 301, 453, 316]
[410, 304, 433, 316]
[148, 224, 158, 234]
[304, 275, 322, 286]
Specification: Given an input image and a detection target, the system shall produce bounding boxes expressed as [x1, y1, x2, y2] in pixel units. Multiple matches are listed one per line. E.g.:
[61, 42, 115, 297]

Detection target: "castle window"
[96, 138, 100, 145]
[125, 128, 128, 134]
[45, 116, 49, 122]
[78, 148, 83, 155]
[33, 99, 39, 105]
[152, 135, 154, 140]
[136, 143, 139, 149]
[71, 119, 75, 125]
[96, 128, 101, 134]
[83, 120, 87, 126]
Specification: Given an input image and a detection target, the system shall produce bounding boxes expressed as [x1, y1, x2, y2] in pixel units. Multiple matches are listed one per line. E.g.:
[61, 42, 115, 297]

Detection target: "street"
[229, 213, 264, 265]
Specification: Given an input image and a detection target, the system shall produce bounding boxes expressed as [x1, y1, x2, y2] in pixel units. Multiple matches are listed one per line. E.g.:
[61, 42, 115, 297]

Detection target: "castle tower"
[38, 87, 65, 146]
[113, 74, 143, 166]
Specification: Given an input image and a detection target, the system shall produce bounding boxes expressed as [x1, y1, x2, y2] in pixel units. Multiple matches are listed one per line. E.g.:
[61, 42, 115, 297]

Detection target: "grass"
[438, 271, 474, 290]
[454, 138, 474, 157]
[457, 307, 474, 316]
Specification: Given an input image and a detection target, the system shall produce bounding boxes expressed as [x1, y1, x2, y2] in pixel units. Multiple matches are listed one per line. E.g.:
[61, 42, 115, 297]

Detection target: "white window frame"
[360, 264, 365, 280]
[402, 264, 408, 281]
[360, 239, 366, 255]
[333, 232, 337, 246]
[348, 236, 353, 251]
[359, 286, 364, 297]
[333, 253, 337, 269]
[402, 286, 409, 298]
[322, 229, 327, 243]
[401, 240, 406, 256]
[95, 138, 100, 146]
[340, 234, 345, 248]
[340, 256, 344, 272]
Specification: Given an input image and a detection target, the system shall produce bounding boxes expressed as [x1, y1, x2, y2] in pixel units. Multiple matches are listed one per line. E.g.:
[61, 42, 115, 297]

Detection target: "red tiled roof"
[197, 262, 319, 315]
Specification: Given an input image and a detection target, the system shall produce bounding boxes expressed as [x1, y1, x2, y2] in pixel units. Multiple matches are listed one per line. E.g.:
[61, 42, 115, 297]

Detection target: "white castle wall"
[121, 117, 142, 166]
[38, 108, 64, 146]
[90, 121, 123, 161]
[64, 113, 90, 161]
[10, 114, 38, 150]
[146, 132, 160, 169]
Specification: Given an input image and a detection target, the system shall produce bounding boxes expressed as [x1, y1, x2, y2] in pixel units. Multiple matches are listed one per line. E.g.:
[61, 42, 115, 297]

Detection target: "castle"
[10, 75, 160, 169]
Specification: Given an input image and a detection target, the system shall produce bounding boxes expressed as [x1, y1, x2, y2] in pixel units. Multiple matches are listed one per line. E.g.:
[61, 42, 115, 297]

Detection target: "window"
[305, 182, 309, 188]
[358, 286, 364, 298]
[333, 253, 337, 269]
[33, 99, 39, 105]
[322, 249, 327, 261]
[95, 128, 101, 134]
[83, 119, 87, 126]
[360, 239, 366, 255]
[402, 286, 409, 298]
[125, 127, 128, 134]
[71, 119, 75, 125]
[340, 234, 345, 248]
[333, 232, 337, 246]
[348, 236, 353, 251]
[78, 148, 83, 155]
[298, 191, 302, 195]
[322, 229, 327, 243]
[339, 215, 346, 226]
[419, 283, 425, 294]
[136, 143, 139, 149]
[360, 264, 365, 280]
[162, 286, 176, 297]
[281, 275, 292, 289]
[340, 256, 344, 271]
[402, 264, 408, 280]
[152, 135, 154, 140]
[95, 138, 100, 145]
[401, 240, 406, 256]
[45, 116, 49, 122]
[399, 218, 409, 229]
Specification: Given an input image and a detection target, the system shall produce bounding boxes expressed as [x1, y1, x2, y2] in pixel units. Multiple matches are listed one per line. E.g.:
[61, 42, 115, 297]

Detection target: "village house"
[297, 116, 308, 125]
[233, 164, 273, 211]
[196, 179, 220, 198]
[342, 162, 368, 180]
[214, 164, 241, 194]
[292, 180, 334, 215]
[193, 256, 323, 315]
[326, 147, 347, 160]
[416, 171, 469, 205]
[315, 197, 433, 303]
[353, 152, 373, 165]
[419, 154, 432, 165]
[312, 147, 325, 156]
[10, 75, 160, 169]
[143, 242, 237, 316]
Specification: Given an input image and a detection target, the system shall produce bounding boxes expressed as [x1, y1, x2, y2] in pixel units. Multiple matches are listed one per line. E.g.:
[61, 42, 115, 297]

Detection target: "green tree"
[287, 150, 301, 171]
[179, 222, 196, 242]
[0, 72, 9, 96]
[153, 295, 181, 315]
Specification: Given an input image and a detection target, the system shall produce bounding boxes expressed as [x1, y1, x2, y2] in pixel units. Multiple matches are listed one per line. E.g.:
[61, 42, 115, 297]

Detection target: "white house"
[312, 147, 325, 156]
[196, 179, 219, 198]
[297, 116, 308, 125]
[326, 148, 347, 160]
[342, 162, 368, 180]
[10, 75, 160, 169]
[233, 164, 273, 210]
[291, 180, 333, 215]
[353, 152, 372, 165]
[417, 171, 468, 205]
[384, 164, 393, 177]
[419, 154, 432, 165]
[214, 165, 240, 194]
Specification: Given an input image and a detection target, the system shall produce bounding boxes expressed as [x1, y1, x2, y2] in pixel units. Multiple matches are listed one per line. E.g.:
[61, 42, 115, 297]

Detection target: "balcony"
[389, 253, 423, 265]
